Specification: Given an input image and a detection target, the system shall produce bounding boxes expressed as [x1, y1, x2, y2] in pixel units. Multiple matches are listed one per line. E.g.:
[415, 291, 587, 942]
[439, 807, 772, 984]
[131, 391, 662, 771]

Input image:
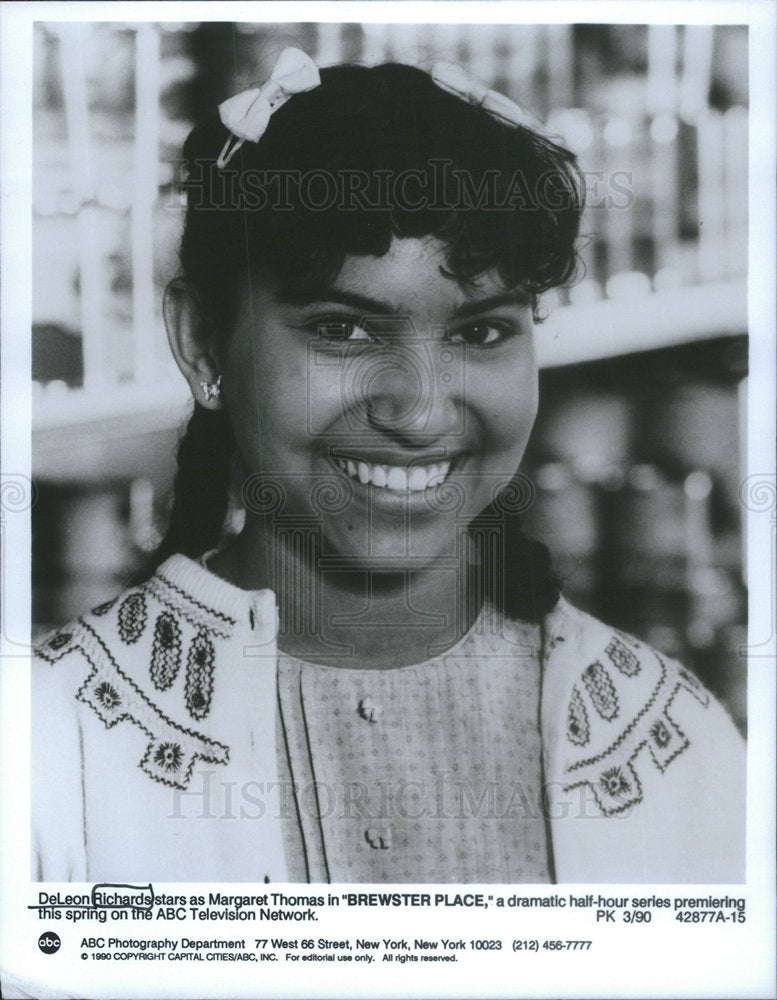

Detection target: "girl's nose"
[348, 340, 465, 441]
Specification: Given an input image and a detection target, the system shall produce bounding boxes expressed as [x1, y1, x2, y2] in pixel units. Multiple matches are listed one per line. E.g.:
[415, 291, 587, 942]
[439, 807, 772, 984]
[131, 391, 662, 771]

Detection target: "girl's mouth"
[333, 456, 452, 492]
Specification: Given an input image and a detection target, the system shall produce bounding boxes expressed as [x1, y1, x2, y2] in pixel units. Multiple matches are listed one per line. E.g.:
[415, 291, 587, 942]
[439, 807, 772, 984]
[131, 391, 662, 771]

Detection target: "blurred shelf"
[33, 381, 191, 485]
[537, 278, 747, 369]
[32, 278, 747, 483]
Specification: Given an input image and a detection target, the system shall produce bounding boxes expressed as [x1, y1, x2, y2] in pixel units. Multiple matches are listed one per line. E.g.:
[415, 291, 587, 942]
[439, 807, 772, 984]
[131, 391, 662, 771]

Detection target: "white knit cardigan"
[32, 555, 745, 884]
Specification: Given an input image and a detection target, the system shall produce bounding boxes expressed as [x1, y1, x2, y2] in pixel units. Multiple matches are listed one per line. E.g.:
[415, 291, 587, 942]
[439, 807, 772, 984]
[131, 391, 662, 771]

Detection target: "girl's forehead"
[241, 236, 521, 320]
[322, 237, 509, 310]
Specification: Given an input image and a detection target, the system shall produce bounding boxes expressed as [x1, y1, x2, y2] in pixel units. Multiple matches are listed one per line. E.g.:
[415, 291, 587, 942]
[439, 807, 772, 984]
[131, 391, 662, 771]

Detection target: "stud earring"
[199, 375, 222, 403]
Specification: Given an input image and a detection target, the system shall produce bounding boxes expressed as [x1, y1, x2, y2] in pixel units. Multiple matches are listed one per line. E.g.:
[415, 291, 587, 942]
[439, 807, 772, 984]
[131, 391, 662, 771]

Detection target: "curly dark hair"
[179, 62, 583, 328]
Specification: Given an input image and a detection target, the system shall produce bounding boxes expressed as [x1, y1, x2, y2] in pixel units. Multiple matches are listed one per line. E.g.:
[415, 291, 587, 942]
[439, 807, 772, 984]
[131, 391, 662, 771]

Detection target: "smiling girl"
[33, 53, 744, 884]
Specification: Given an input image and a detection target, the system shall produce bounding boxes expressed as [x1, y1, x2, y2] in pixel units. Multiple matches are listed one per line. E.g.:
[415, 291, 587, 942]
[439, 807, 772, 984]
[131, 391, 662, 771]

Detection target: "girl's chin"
[319, 520, 467, 570]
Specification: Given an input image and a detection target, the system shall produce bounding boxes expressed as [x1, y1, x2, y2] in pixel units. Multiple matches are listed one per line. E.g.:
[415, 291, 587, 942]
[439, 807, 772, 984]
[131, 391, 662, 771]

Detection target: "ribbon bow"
[431, 62, 531, 129]
[217, 47, 320, 168]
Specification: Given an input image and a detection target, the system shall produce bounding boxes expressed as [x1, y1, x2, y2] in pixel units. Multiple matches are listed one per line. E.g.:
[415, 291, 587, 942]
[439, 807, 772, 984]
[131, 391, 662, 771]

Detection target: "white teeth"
[335, 457, 452, 492]
[407, 467, 427, 491]
[387, 467, 406, 490]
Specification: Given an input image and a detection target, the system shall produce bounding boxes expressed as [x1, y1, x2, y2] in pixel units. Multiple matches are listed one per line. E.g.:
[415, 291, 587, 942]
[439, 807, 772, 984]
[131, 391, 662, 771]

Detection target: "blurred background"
[32, 21, 748, 730]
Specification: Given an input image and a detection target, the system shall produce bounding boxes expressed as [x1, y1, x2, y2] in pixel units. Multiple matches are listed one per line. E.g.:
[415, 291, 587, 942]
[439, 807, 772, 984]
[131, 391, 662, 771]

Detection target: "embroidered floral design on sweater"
[185, 630, 215, 720]
[154, 741, 184, 773]
[650, 719, 672, 749]
[562, 640, 710, 816]
[47, 631, 73, 651]
[567, 686, 590, 746]
[678, 664, 704, 695]
[605, 635, 640, 677]
[600, 765, 632, 798]
[94, 681, 121, 710]
[118, 593, 147, 644]
[92, 596, 118, 617]
[645, 707, 690, 773]
[150, 612, 182, 691]
[37, 619, 230, 791]
[582, 661, 619, 721]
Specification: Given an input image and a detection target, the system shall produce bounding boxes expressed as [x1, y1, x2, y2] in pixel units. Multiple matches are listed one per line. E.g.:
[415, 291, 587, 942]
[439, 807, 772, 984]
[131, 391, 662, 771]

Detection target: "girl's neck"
[205, 521, 481, 669]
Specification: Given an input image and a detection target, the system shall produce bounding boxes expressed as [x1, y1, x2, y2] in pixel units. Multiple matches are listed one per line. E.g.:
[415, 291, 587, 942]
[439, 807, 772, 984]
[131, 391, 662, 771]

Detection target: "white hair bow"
[431, 62, 532, 129]
[217, 47, 321, 168]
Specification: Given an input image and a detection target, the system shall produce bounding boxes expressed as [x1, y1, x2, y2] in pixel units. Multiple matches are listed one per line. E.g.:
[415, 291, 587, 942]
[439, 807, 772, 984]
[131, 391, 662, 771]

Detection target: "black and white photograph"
[1, 3, 775, 998]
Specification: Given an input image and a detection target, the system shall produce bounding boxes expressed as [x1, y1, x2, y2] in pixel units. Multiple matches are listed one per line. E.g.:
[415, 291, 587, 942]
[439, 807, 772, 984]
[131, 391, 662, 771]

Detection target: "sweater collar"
[154, 554, 276, 630]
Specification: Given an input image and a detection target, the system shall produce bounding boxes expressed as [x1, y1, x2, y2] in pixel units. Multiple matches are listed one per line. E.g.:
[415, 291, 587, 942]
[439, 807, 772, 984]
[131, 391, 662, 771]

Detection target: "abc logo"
[38, 932, 61, 955]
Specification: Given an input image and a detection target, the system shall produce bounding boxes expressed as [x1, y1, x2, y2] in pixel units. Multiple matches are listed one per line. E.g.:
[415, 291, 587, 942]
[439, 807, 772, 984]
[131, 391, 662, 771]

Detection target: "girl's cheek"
[479, 371, 538, 444]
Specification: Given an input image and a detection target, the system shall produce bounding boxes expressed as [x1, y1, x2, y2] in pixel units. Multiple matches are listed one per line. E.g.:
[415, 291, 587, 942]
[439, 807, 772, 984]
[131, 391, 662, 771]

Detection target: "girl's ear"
[163, 279, 224, 410]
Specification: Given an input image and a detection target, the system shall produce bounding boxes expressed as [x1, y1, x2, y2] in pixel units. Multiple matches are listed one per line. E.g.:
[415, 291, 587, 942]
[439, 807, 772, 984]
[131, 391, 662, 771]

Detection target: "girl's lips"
[333, 455, 451, 492]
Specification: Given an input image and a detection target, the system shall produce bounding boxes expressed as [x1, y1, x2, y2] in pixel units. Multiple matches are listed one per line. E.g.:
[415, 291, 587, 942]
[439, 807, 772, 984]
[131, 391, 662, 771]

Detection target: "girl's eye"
[449, 321, 513, 346]
[317, 320, 372, 342]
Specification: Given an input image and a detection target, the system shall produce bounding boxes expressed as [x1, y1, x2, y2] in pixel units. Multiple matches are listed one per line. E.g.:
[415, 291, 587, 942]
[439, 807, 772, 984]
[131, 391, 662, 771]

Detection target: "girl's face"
[220, 236, 537, 568]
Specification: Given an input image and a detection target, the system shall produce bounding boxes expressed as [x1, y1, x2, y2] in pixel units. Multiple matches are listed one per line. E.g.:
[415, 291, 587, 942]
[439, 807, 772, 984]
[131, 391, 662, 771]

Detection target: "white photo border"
[1, 2, 775, 998]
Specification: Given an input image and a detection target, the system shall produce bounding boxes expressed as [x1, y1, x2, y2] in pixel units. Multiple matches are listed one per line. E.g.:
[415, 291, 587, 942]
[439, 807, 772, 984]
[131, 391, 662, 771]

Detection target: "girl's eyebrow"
[453, 290, 531, 318]
[275, 289, 396, 313]
[275, 287, 529, 316]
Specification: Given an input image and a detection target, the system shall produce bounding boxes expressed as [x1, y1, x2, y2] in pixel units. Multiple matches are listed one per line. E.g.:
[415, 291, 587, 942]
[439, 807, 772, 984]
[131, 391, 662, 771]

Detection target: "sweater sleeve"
[31, 648, 88, 882]
[549, 683, 745, 883]
[541, 600, 746, 883]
